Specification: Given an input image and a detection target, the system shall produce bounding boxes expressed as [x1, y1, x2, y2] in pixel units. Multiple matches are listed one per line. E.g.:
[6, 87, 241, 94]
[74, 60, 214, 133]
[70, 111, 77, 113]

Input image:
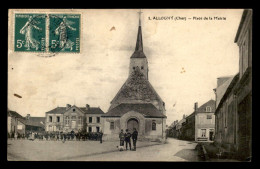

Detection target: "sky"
[8, 9, 243, 126]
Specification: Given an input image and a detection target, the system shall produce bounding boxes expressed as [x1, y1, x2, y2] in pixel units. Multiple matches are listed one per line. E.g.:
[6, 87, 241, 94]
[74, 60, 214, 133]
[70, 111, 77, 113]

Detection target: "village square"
[7, 9, 252, 162]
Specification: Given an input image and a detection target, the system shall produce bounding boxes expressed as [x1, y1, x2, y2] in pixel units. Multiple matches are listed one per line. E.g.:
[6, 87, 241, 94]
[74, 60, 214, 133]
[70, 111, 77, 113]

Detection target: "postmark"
[49, 14, 80, 53]
[14, 14, 46, 52]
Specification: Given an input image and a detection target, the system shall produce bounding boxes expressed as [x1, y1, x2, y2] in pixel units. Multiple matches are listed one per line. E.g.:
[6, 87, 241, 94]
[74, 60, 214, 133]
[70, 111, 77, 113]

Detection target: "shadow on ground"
[174, 149, 204, 162]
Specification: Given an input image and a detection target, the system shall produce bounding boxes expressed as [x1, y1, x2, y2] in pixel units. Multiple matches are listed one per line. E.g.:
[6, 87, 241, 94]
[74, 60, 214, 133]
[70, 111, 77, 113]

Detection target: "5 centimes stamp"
[14, 14, 46, 52]
[49, 14, 80, 53]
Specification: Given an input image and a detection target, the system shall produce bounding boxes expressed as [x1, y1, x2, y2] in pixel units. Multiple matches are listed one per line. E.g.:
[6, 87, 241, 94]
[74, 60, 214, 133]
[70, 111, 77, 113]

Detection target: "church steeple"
[129, 9, 148, 80]
[131, 10, 146, 58]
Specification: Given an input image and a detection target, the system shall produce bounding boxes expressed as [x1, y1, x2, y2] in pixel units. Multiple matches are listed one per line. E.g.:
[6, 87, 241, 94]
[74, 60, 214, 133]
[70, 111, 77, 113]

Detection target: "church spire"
[131, 9, 146, 58]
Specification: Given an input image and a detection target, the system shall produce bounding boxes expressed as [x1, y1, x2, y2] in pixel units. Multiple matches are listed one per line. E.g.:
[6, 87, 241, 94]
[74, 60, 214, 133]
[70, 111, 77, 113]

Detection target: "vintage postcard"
[7, 9, 252, 162]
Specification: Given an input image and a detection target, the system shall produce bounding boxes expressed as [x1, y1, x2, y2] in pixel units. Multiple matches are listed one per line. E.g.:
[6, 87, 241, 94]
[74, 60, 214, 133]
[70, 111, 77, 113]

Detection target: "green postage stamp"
[14, 14, 46, 52]
[14, 13, 81, 53]
[49, 14, 80, 53]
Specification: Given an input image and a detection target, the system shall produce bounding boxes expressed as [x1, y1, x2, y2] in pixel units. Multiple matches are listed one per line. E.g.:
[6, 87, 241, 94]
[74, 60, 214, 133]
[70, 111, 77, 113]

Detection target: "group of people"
[119, 128, 138, 151]
[7, 132, 38, 140]
[8, 131, 103, 143]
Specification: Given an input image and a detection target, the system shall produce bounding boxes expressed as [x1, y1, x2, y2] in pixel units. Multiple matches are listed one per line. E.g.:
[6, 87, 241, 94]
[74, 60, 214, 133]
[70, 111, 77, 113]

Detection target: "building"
[45, 104, 104, 133]
[102, 12, 167, 142]
[25, 114, 45, 133]
[194, 100, 216, 142]
[85, 104, 104, 133]
[214, 74, 239, 156]
[7, 110, 26, 135]
[234, 9, 252, 160]
[174, 99, 216, 142]
[214, 9, 252, 161]
[7, 110, 45, 136]
[181, 112, 195, 141]
[167, 120, 179, 138]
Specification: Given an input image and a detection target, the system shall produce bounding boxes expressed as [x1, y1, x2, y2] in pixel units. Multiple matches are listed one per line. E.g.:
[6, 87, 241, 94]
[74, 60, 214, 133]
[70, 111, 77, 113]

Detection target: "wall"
[215, 91, 238, 151]
[103, 117, 121, 140]
[17, 120, 25, 134]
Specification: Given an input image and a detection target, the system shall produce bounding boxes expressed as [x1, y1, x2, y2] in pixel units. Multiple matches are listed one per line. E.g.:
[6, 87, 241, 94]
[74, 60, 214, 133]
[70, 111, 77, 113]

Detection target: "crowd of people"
[8, 128, 139, 151]
[7, 130, 103, 142]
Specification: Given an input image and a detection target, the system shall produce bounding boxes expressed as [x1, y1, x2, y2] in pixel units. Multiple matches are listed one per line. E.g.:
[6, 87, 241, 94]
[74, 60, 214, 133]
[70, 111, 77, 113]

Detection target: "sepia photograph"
[7, 9, 252, 162]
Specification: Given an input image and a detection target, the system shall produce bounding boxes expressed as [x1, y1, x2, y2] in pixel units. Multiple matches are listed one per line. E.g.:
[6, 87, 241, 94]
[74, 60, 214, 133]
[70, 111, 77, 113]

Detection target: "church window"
[110, 122, 114, 130]
[152, 120, 156, 130]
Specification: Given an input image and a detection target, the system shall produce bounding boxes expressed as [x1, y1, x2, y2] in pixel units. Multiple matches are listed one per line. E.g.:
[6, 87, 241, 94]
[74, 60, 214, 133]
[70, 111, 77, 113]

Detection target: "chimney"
[183, 114, 186, 119]
[26, 114, 30, 120]
[86, 104, 90, 110]
[66, 104, 71, 110]
[194, 102, 198, 111]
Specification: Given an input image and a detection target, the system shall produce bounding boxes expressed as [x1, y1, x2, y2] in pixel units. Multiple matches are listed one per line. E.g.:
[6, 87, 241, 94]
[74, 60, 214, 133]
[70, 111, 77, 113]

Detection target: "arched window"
[152, 120, 156, 130]
[141, 66, 144, 70]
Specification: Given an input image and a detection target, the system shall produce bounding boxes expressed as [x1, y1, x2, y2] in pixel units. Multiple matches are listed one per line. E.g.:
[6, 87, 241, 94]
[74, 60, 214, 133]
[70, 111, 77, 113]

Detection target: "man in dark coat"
[132, 128, 138, 151]
[124, 129, 132, 150]
[119, 129, 125, 146]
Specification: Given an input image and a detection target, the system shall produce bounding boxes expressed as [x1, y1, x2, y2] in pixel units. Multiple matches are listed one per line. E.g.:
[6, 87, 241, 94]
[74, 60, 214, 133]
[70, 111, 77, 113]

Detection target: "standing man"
[132, 128, 138, 151]
[99, 130, 103, 144]
[119, 129, 125, 146]
[124, 129, 132, 151]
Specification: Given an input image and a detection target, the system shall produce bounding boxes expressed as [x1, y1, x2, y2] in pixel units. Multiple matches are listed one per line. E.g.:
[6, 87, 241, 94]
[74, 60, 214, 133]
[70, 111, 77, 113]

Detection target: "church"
[102, 11, 167, 142]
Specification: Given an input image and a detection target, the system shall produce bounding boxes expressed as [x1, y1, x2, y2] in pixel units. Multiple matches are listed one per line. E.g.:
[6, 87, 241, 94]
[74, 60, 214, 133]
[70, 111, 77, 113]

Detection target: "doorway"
[127, 118, 139, 133]
[209, 130, 214, 141]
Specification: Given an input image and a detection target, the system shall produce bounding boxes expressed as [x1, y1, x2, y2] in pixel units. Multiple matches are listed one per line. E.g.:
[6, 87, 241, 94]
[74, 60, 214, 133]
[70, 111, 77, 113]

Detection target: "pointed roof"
[196, 99, 216, 113]
[131, 11, 146, 58]
[109, 67, 164, 111]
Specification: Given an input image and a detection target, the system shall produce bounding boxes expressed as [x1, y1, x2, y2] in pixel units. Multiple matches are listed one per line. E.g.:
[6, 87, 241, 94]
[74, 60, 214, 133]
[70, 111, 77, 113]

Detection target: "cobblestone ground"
[7, 138, 201, 161]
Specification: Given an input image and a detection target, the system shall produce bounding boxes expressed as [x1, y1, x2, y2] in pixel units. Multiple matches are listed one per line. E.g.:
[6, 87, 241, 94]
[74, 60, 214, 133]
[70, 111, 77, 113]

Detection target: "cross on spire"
[138, 9, 143, 26]
[131, 9, 146, 57]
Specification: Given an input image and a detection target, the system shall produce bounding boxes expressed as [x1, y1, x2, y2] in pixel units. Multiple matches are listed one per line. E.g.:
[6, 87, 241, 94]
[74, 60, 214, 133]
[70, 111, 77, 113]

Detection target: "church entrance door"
[127, 118, 139, 133]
